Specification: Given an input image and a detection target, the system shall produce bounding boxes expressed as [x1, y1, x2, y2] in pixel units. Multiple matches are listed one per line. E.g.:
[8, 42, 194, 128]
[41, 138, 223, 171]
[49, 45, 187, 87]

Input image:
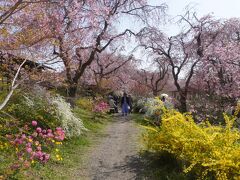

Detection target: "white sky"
[160, 0, 240, 35]
[148, 0, 240, 35]
[163, 0, 240, 19]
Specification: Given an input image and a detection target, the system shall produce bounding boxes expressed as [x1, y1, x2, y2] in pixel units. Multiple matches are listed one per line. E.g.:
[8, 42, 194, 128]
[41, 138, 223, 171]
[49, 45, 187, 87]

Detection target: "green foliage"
[5, 92, 60, 129]
[75, 97, 94, 111]
[0, 87, 85, 178]
[142, 107, 240, 179]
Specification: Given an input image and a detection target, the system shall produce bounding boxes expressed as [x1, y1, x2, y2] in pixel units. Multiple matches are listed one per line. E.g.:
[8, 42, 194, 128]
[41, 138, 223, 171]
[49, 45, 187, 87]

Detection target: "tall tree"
[137, 13, 220, 112]
[35, 0, 166, 97]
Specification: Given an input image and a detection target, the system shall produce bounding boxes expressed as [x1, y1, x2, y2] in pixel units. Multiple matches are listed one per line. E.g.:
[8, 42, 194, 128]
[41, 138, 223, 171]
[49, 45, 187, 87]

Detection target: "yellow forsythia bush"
[143, 108, 240, 179]
[75, 97, 94, 111]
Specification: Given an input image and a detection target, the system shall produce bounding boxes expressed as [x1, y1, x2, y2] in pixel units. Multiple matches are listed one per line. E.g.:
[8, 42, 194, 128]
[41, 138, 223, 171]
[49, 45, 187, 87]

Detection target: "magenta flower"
[32, 121, 37, 126]
[36, 127, 42, 133]
[56, 127, 62, 131]
[26, 142, 32, 147]
[47, 129, 52, 133]
[21, 134, 26, 139]
[35, 151, 43, 158]
[26, 147, 32, 153]
[47, 132, 54, 138]
[54, 128, 65, 141]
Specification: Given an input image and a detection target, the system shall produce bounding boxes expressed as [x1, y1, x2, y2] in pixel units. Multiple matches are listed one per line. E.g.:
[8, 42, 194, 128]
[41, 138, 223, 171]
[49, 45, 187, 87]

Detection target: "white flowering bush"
[145, 98, 164, 121]
[134, 98, 148, 113]
[52, 96, 87, 137]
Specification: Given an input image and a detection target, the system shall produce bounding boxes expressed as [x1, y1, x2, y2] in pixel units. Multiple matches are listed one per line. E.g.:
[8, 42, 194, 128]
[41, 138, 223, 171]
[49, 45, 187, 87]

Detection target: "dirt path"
[78, 115, 144, 180]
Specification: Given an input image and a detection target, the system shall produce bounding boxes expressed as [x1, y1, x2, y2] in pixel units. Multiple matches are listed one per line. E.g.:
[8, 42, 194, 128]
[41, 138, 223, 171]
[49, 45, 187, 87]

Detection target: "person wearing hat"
[160, 93, 173, 109]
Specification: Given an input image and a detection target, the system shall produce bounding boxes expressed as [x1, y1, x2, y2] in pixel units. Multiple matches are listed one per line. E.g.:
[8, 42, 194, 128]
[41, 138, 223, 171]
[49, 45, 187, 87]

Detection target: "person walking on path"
[108, 95, 118, 113]
[113, 95, 119, 113]
[128, 95, 133, 113]
[121, 92, 130, 116]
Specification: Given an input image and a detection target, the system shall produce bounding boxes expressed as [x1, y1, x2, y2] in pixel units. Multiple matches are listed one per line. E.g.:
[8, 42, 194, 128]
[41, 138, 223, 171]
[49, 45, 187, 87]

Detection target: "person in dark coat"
[113, 95, 119, 113]
[121, 92, 130, 116]
[128, 95, 133, 113]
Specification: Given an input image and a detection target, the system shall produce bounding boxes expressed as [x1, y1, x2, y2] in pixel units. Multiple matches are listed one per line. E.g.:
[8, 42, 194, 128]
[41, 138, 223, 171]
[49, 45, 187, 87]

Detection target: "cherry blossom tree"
[88, 50, 133, 91]
[198, 18, 240, 101]
[0, 0, 52, 110]
[137, 13, 220, 112]
[31, 0, 166, 97]
[134, 58, 169, 96]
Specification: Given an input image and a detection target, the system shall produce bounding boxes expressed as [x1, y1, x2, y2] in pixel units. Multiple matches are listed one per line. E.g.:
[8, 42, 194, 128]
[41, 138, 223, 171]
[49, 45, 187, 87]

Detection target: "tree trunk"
[153, 90, 158, 97]
[68, 83, 78, 97]
[179, 94, 187, 113]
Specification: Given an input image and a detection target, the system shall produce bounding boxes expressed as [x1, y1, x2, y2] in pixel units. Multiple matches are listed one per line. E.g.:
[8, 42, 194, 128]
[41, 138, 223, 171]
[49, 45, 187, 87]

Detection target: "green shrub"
[5, 91, 60, 129]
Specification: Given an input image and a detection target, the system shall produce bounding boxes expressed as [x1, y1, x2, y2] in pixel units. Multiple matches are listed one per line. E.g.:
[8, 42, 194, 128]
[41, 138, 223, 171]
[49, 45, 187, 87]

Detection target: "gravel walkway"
[79, 115, 144, 180]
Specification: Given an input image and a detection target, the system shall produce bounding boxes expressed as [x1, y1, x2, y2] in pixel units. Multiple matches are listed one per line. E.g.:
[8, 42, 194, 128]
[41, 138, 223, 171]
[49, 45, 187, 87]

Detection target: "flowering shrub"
[143, 107, 240, 179]
[52, 96, 87, 137]
[1, 121, 64, 178]
[6, 90, 60, 129]
[187, 95, 238, 124]
[92, 101, 110, 120]
[145, 98, 164, 119]
[75, 97, 94, 111]
[140, 97, 174, 126]
[6, 86, 86, 138]
[134, 98, 148, 113]
[93, 101, 109, 113]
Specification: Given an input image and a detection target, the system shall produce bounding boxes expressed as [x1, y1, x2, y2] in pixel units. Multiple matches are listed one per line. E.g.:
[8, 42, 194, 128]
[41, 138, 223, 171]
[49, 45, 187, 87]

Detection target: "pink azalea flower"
[36, 127, 42, 133]
[47, 132, 54, 138]
[26, 147, 32, 153]
[32, 121, 37, 126]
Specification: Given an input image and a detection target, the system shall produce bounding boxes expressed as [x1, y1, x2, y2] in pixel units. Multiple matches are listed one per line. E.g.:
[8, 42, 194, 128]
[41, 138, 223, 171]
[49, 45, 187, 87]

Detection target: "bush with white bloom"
[52, 96, 87, 137]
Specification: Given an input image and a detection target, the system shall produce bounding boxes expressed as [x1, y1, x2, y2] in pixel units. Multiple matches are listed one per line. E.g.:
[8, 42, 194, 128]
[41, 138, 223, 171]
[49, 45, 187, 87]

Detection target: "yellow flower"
[55, 154, 63, 161]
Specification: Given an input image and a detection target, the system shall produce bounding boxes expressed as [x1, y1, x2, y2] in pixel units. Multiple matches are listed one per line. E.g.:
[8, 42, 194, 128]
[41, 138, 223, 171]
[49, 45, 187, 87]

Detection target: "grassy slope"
[19, 108, 112, 180]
